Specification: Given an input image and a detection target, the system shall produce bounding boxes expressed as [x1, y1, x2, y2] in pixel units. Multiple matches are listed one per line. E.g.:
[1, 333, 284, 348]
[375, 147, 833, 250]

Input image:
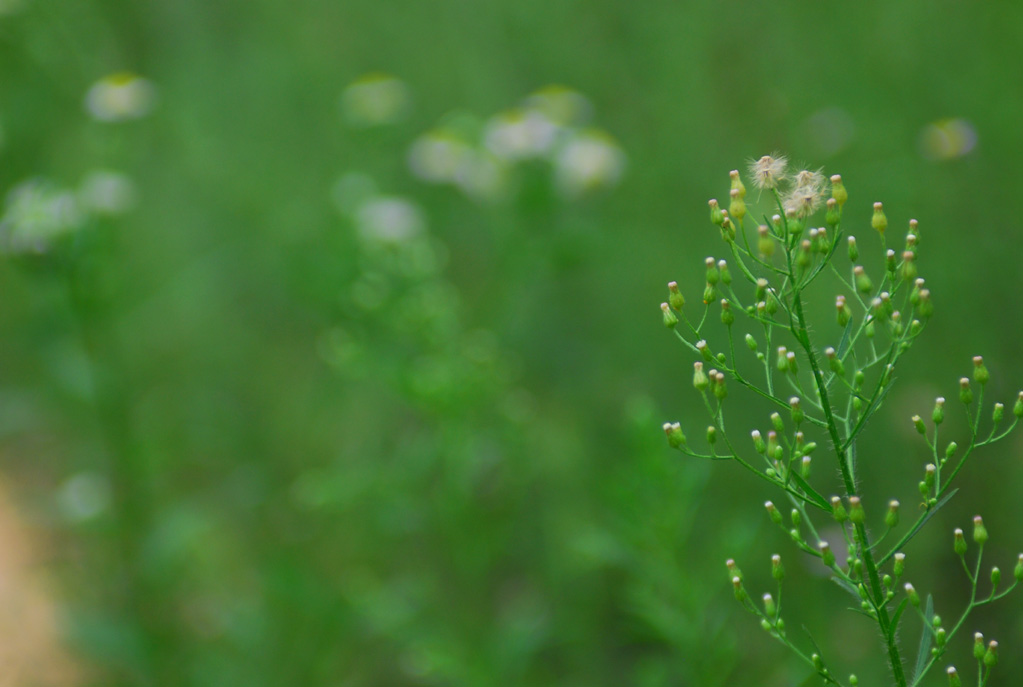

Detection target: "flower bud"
[918, 288, 933, 319]
[776, 346, 789, 373]
[872, 202, 888, 234]
[749, 430, 766, 454]
[825, 197, 840, 227]
[836, 295, 851, 327]
[954, 528, 967, 556]
[668, 281, 685, 310]
[1015, 554, 1023, 582]
[709, 199, 724, 225]
[984, 640, 998, 668]
[912, 415, 926, 435]
[790, 508, 801, 527]
[993, 402, 1004, 425]
[933, 397, 945, 425]
[947, 666, 961, 687]
[786, 351, 798, 375]
[703, 283, 716, 305]
[886, 249, 897, 275]
[661, 302, 678, 328]
[745, 333, 757, 352]
[696, 340, 712, 361]
[762, 592, 776, 617]
[973, 356, 989, 385]
[935, 627, 947, 647]
[905, 582, 920, 606]
[894, 552, 906, 578]
[729, 169, 746, 198]
[847, 235, 858, 262]
[945, 441, 958, 461]
[663, 422, 686, 449]
[713, 371, 728, 400]
[729, 188, 747, 222]
[849, 496, 865, 524]
[765, 290, 780, 315]
[789, 397, 804, 425]
[959, 378, 973, 406]
[819, 541, 835, 567]
[749, 226, 773, 261]
[973, 515, 988, 545]
[831, 175, 847, 207]
[797, 240, 812, 269]
[717, 259, 731, 286]
[854, 266, 872, 294]
[765, 501, 782, 525]
[1015, 391, 1023, 418]
[693, 361, 709, 390]
[973, 633, 985, 660]
[924, 464, 936, 489]
[726, 558, 742, 581]
[824, 347, 844, 376]
[772, 554, 785, 581]
[706, 426, 717, 445]
[831, 496, 848, 522]
[801, 455, 812, 479]
[705, 257, 719, 285]
[991, 566, 1001, 588]
[804, 654, 822, 675]
[731, 576, 746, 602]
[770, 412, 784, 433]
[720, 299, 734, 326]
[886, 500, 900, 528]
[901, 251, 917, 282]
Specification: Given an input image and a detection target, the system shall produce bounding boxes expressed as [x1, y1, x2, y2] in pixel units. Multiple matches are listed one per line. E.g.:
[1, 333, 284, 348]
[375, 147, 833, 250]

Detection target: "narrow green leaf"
[880, 489, 959, 564]
[888, 598, 909, 644]
[912, 594, 934, 683]
[836, 319, 854, 358]
[787, 470, 831, 511]
[830, 575, 860, 600]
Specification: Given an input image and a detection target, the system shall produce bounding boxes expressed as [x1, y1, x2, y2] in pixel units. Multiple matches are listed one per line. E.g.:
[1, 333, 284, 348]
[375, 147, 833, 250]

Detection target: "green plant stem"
[784, 236, 908, 687]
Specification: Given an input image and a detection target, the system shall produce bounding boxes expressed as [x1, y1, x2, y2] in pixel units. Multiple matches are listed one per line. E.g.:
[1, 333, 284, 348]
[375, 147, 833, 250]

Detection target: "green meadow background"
[2, 1, 1023, 685]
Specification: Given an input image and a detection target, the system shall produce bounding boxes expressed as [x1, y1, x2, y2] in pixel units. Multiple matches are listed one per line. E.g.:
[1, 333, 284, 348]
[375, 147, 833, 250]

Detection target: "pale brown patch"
[0, 482, 79, 686]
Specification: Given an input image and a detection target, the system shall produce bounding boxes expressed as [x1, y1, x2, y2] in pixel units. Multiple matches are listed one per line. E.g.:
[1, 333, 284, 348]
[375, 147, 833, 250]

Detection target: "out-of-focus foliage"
[1, 1, 1022, 686]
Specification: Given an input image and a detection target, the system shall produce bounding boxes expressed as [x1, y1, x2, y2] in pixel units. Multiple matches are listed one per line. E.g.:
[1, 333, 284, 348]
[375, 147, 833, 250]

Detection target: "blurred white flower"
[408, 129, 477, 183]
[84, 72, 157, 122]
[553, 129, 625, 197]
[355, 196, 425, 244]
[452, 151, 507, 200]
[57, 471, 111, 522]
[0, 179, 84, 252]
[340, 73, 411, 127]
[523, 85, 593, 126]
[483, 108, 560, 161]
[919, 118, 977, 160]
[78, 169, 136, 215]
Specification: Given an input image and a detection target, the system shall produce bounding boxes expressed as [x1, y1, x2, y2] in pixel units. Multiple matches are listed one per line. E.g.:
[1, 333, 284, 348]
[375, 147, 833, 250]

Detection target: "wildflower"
[78, 169, 136, 215]
[340, 73, 411, 127]
[552, 128, 625, 197]
[783, 178, 825, 218]
[0, 178, 84, 253]
[84, 72, 156, 122]
[483, 108, 560, 161]
[748, 154, 788, 190]
[354, 196, 426, 244]
[793, 169, 826, 190]
[522, 85, 593, 125]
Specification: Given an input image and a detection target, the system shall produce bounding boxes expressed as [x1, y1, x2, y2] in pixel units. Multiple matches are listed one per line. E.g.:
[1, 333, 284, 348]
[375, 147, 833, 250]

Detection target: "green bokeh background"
[2, 1, 1022, 685]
